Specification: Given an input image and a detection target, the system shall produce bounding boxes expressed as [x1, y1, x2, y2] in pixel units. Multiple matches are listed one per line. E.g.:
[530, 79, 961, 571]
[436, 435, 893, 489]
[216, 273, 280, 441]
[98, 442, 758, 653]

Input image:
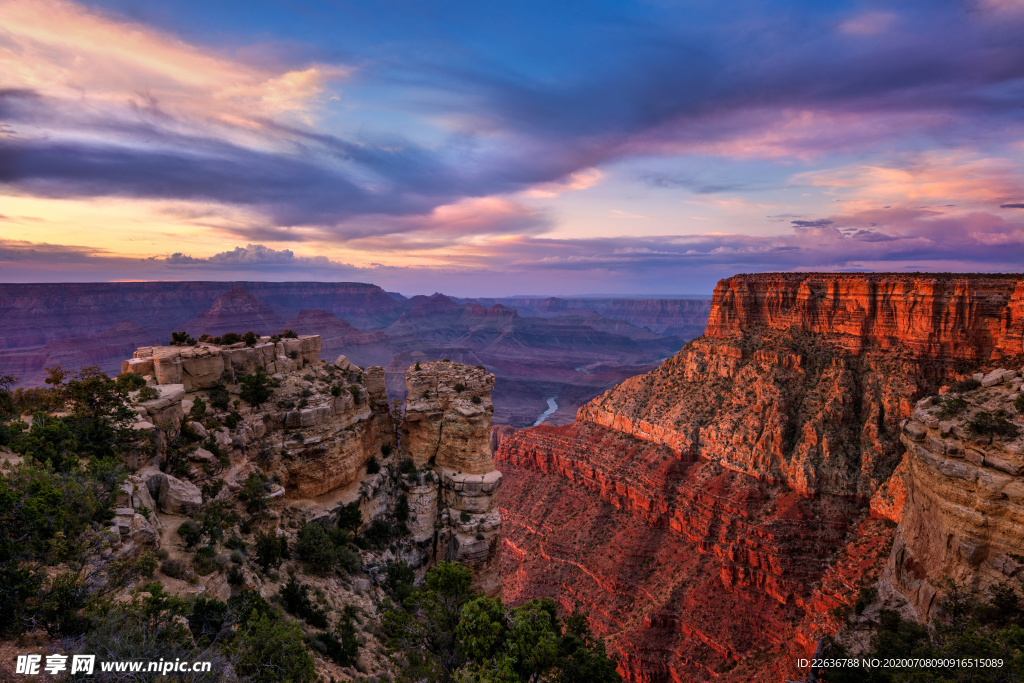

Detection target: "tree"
[230, 610, 316, 683]
[240, 367, 274, 407]
[384, 562, 622, 683]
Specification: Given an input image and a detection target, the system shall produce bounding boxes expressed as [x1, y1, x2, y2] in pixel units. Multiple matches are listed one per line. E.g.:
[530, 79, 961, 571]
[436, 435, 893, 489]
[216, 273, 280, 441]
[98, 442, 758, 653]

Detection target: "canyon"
[494, 273, 1024, 681]
[0, 282, 707, 427]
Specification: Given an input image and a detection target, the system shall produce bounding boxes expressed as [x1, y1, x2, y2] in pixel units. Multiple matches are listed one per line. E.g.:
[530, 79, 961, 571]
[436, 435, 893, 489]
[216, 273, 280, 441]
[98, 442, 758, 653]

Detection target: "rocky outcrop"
[124, 335, 321, 391]
[402, 362, 496, 474]
[884, 370, 1024, 619]
[398, 362, 503, 597]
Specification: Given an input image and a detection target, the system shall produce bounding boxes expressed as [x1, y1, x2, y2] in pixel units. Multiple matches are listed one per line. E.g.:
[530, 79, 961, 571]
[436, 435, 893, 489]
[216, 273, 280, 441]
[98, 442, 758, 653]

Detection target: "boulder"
[157, 474, 203, 515]
[334, 354, 357, 371]
[189, 447, 216, 464]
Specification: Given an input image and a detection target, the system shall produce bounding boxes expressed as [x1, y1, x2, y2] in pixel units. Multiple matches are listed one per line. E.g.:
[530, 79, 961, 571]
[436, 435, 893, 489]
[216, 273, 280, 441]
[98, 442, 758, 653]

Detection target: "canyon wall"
[885, 369, 1024, 620]
[496, 272, 1024, 682]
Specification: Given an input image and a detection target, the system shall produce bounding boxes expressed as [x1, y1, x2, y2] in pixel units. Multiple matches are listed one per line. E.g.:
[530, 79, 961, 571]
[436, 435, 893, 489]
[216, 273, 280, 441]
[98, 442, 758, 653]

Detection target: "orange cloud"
[792, 152, 1024, 207]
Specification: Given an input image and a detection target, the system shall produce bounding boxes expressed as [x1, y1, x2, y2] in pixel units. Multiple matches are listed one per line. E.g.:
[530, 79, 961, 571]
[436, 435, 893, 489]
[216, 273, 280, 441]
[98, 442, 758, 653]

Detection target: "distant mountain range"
[0, 282, 711, 426]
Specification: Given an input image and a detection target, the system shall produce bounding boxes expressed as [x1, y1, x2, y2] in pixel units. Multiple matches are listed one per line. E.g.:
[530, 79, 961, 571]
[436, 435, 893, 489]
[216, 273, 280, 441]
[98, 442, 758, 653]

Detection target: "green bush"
[189, 396, 206, 420]
[366, 455, 381, 473]
[243, 331, 259, 347]
[336, 501, 362, 532]
[116, 372, 147, 391]
[230, 611, 316, 683]
[192, 548, 217, 576]
[398, 458, 417, 475]
[282, 329, 298, 339]
[472, 395, 482, 405]
[209, 385, 230, 411]
[967, 411, 1020, 440]
[936, 397, 968, 418]
[383, 562, 621, 683]
[240, 367, 274, 408]
[188, 597, 228, 644]
[160, 558, 194, 582]
[239, 472, 272, 513]
[454, 382, 466, 393]
[177, 520, 203, 548]
[330, 384, 342, 397]
[169, 331, 197, 346]
[349, 385, 362, 404]
[1015, 395, 1024, 414]
[296, 520, 338, 575]
[281, 576, 328, 628]
[224, 411, 241, 428]
[312, 605, 360, 666]
[254, 531, 288, 572]
[385, 560, 415, 603]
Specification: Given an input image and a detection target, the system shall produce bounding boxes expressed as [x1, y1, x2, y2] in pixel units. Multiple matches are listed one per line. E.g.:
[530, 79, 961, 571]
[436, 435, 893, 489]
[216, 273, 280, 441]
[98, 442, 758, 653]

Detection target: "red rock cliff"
[497, 272, 1024, 682]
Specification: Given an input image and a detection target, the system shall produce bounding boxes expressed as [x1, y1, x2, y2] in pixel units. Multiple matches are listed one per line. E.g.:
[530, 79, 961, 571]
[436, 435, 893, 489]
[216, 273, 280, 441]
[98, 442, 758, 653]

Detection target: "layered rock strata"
[497, 273, 1024, 682]
[124, 335, 321, 392]
[496, 422, 893, 681]
[125, 335, 385, 498]
[886, 368, 1024, 619]
[400, 361, 503, 596]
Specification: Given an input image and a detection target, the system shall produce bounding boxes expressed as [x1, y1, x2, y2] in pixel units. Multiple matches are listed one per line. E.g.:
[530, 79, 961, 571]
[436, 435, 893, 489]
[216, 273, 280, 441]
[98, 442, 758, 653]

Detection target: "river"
[532, 396, 558, 426]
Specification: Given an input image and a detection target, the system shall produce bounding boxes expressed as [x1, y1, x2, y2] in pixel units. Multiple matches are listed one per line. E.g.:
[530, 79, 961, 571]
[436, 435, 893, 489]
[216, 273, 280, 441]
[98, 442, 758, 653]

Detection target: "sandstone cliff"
[400, 361, 503, 596]
[885, 368, 1024, 620]
[496, 272, 1024, 682]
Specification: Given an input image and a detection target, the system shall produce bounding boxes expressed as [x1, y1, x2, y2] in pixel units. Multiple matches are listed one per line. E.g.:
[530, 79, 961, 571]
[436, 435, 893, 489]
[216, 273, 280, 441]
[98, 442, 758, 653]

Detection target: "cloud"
[791, 219, 835, 228]
[1002, 203, 1024, 208]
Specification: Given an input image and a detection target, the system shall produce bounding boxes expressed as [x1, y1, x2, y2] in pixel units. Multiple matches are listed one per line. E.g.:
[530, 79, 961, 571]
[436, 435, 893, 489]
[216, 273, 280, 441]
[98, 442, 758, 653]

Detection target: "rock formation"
[885, 369, 1024, 619]
[495, 272, 1024, 682]
[399, 361, 503, 596]
[119, 341, 502, 596]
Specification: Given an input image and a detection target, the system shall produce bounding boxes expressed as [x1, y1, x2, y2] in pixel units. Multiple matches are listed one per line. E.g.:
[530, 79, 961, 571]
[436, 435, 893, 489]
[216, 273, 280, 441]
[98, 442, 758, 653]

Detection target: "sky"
[2, 0, 1024, 296]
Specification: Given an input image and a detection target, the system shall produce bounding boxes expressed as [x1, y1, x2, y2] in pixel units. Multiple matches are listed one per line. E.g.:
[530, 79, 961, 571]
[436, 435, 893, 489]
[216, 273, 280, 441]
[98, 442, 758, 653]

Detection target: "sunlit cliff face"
[2, 0, 1024, 294]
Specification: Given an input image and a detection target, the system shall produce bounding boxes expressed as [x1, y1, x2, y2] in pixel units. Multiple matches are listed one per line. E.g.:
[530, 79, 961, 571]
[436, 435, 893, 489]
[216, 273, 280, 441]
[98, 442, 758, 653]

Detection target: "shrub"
[854, 586, 878, 615]
[936, 397, 968, 418]
[366, 455, 381, 474]
[414, 361, 421, 371]
[160, 558, 194, 581]
[398, 458, 417, 475]
[288, 351, 299, 360]
[189, 396, 206, 420]
[227, 565, 244, 586]
[349, 385, 362, 404]
[460, 510, 472, 523]
[385, 560, 415, 603]
[297, 521, 337, 575]
[230, 611, 316, 683]
[337, 501, 362, 532]
[188, 597, 228, 644]
[454, 382, 466, 393]
[240, 367, 274, 407]
[219, 332, 241, 345]
[254, 531, 287, 572]
[282, 329, 298, 339]
[300, 388, 313, 398]
[472, 395, 482, 405]
[239, 472, 272, 513]
[357, 518, 406, 550]
[137, 385, 159, 402]
[381, 442, 392, 457]
[1015, 395, 1024, 413]
[169, 331, 196, 346]
[116, 372, 147, 391]
[330, 384, 342, 397]
[209, 385, 230, 411]
[950, 378, 982, 393]
[967, 411, 1020, 440]
[312, 605, 360, 666]
[242, 331, 259, 347]
[177, 520, 203, 548]
[224, 411, 241, 429]
[230, 548, 245, 565]
[396, 494, 410, 523]
[192, 547, 218, 576]
[281, 576, 328, 628]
